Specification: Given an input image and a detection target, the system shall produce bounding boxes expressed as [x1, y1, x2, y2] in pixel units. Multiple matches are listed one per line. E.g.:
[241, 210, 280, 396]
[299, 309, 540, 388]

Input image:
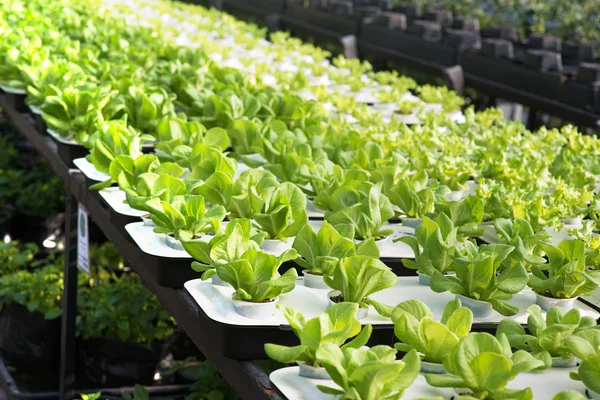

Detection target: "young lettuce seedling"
[529, 239, 600, 301]
[293, 221, 379, 277]
[315, 344, 421, 399]
[431, 242, 529, 316]
[216, 248, 298, 303]
[264, 303, 372, 369]
[324, 255, 398, 312]
[497, 304, 598, 368]
[180, 219, 266, 281]
[425, 332, 544, 399]
[391, 299, 473, 366]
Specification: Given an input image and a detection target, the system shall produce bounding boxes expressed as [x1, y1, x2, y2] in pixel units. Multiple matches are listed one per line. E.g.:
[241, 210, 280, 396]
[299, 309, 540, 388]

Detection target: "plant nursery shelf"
[0, 95, 284, 400]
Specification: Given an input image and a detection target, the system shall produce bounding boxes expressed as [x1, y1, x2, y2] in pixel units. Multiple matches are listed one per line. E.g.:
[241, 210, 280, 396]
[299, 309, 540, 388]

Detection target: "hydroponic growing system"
[2, 0, 600, 399]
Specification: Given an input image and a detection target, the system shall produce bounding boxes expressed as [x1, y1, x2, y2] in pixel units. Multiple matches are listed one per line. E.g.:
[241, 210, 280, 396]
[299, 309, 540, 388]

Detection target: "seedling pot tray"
[77, 337, 164, 387]
[360, 24, 457, 66]
[460, 52, 562, 99]
[0, 303, 61, 369]
[73, 157, 111, 188]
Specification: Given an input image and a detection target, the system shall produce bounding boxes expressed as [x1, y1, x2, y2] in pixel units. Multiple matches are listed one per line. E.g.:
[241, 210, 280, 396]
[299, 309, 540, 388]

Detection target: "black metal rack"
[0, 96, 283, 400]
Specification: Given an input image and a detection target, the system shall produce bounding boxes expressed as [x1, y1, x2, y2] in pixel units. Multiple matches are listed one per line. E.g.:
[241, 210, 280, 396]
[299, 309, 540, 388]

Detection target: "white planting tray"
[270, 369, 451, 400]
[307, 220, 416, 259]
[73, 157, 110, 182]
[98, 187, 145, 217]
[270, 366, 586, 400]
[0, 84, 26, 94]
[29, 105, 42, 115]
[47, 128, 79, 145]
[184, 276, 600, 327]
[125, 222, 195, 258]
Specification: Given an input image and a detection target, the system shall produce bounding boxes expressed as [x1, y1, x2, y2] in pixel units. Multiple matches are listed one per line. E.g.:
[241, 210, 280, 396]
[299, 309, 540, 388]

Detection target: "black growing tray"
[460, 51, 563, 100]
[0, 90, 27, 113]
[360, 23, 457, 66]
[49, 135, 89, 167]
[221, 0, 286, 21]
[139, 252, 201, 289]
[283, 4, 359, 36]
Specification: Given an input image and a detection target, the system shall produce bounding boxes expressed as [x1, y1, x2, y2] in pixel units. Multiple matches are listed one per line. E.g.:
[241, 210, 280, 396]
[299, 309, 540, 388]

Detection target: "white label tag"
[77, 204, 90, 275]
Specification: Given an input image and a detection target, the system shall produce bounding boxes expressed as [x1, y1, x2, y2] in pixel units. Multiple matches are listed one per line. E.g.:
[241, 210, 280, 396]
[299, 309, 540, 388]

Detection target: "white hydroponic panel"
[125, 222, 195, 258]
[73, 157, 110, 182]
[0, 84, 26, 94]
[270, 366, 586, 400]
[98, 187, 145, 217]
[184, 276, 599, 327]
[47, 128, 79, 145]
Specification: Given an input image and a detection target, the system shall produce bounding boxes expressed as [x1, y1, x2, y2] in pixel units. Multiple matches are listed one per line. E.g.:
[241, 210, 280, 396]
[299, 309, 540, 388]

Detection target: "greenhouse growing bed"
[3, 0, 600, 399]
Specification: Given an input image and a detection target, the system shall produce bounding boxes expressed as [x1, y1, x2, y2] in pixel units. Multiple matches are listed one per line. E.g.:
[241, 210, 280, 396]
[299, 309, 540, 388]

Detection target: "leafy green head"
[431, 242, 529, 316]
[146, 194, 227, 238]
[324, 255, 397, 308]
[433, 195, 485, 239]
[493, 218, 550, 271]
[253, 182, 308, 241]
[180, 218, 265, 280]
[392, 299, 473, 364]
[399, 213, 460, 276]
[425, 332, 544, 399]
[497, 304, 598, 366]
[316, 345, 421, 400]
[264, 303, 373, 367]
[121, 170, 187, 213]
[216, 248, 298, 302]
[529, 239, 600, 299]
[325, 182, 395, 240]
[227, 169, 279, 219]
[155, 116, 229, 156]
[293, 221, 379, 276]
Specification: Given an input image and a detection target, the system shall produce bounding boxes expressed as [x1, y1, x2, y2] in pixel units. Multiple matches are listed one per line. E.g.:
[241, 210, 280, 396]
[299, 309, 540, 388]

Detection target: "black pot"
[0, 302, 61, 369]
[77, 337, 164, 387]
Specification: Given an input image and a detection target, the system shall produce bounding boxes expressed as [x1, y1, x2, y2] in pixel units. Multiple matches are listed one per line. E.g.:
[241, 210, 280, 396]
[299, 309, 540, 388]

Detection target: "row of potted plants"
[264, 298, 600, 399]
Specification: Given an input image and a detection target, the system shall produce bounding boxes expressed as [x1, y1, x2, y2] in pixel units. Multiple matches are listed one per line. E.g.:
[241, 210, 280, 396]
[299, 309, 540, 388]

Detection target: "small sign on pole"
[77, 204, 90, 275]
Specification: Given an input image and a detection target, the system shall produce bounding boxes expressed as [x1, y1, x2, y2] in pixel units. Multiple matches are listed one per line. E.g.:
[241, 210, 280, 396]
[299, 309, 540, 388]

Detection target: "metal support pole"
[59, 186, 79, 400]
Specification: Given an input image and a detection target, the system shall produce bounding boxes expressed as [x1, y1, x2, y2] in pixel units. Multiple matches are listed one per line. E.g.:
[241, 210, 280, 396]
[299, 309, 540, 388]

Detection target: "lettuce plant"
[417, 85, 465, 112]
[425, 332, 545, 399]
[493, 218, 550, 271]
[325, 182, 395, 240]
[292, 222, 379, 276]
[155, 117, 230, 156]
[227, 119, 264, 155]
[22, 60, 86, 107]
[391, 299, 472, 365]
[41, 83, 123, 142]
[497, 304, 598, 368]
[315, 344, 420, 400]
[264, 303, 372, 367]
[529, 240, 600, 300]
[216, 248, 298, 302]
[399, 214, 460, 277]
[564, 331, 600, 396]
[86, 121, 151, 188]
[434, 196, 485, 239]
[119, 85, 176, 135]
[180, 219, 265, 280]
[227, 170, 279, 219]
[175, 144, 237, 184]
[385, 172, 448, 218]
[253, 182, 308, 242]
[325, 255, 397, 310]
[431, 242, 529, 316]
[145, 195, 227, 239]
[119, 167, 186, 212]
